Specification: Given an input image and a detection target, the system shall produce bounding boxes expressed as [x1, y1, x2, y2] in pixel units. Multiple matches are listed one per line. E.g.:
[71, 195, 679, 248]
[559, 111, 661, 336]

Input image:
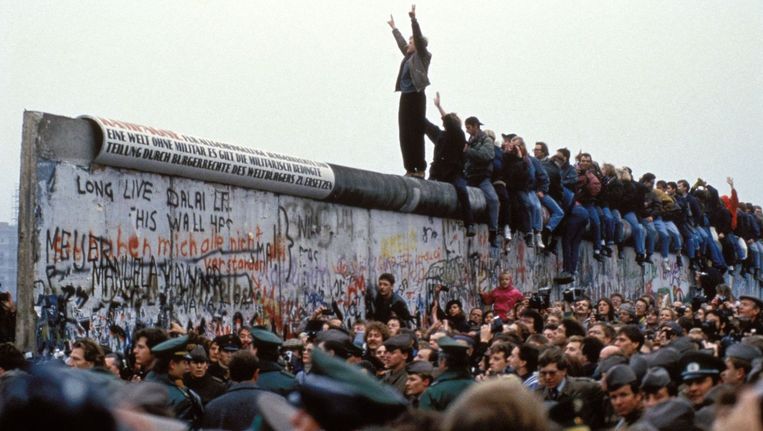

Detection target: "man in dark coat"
[366, 273, 413, 326]
[202, 350, 265, 431]
[183, 345, 226, 405]
[535, 346, 604, 428]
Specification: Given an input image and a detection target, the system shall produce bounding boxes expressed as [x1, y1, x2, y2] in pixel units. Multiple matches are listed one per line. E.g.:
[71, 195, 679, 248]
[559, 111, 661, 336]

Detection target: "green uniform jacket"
[256, 360, 297, 396]
[145, 371, 204, 426]
[418, 369, 474, 411]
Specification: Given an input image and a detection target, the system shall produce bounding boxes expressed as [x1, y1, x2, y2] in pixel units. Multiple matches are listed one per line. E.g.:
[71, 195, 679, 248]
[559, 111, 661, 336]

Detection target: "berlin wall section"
[21, 111, 756, 353]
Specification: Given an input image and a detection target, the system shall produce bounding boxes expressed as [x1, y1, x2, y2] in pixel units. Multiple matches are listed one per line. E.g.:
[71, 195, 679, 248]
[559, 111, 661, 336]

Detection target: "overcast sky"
[2, 1, 762, 223]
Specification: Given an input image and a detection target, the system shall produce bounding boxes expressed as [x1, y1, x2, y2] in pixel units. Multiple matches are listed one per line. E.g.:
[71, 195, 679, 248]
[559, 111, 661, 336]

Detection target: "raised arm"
[433, 91, 447, 117]
[389, 14, 408, 54]
[409, 5, 429, 56]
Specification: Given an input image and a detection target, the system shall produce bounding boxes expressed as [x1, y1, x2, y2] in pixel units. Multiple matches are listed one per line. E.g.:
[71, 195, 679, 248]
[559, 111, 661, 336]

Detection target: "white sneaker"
[535, 232, 545, 250]
[503, 226, 512, 241]
[663, 258, 671, 272]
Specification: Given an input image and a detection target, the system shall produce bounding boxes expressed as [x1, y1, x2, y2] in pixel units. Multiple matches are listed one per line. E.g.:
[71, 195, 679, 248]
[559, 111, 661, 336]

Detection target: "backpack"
[583, 170, 601, 196]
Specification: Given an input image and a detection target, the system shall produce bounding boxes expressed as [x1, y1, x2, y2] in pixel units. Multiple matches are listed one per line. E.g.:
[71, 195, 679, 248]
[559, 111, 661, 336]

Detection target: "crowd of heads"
[2, 268, 763, 430]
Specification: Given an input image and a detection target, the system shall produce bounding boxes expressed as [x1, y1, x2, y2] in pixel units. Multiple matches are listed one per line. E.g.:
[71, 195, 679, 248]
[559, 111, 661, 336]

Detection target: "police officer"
[250, 328, 297, 396]
[605, 365, 644, 430]
[678, 350, 724, 410]
[722, 342, 761, 386]
[419, 336, 474, 411]
[641, 367, 676, 408]
[146, 335, 204, 427]
[381, 334, 412, 394]
[404, 360, 434, 407]
[286, 348, 408, 430]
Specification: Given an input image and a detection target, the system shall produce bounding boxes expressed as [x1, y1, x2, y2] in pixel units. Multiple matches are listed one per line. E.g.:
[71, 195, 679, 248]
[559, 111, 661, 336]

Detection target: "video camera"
[529, 287, 552, 310]
[562, 287, 586, 303]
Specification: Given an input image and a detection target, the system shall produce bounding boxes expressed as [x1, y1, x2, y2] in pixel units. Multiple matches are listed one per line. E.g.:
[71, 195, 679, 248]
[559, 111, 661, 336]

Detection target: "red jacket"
[480, 285, 524, 320]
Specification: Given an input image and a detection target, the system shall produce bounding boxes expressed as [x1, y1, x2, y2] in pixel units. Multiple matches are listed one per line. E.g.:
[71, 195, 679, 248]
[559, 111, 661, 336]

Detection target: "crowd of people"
[391, 6, 763, 285]
[3, 270, 763, 430]
[0, 5, 762, 431]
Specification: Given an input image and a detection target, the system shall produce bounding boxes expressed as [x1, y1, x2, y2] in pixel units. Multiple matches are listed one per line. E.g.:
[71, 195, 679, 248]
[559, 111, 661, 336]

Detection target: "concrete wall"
[19, 112, 761, 352]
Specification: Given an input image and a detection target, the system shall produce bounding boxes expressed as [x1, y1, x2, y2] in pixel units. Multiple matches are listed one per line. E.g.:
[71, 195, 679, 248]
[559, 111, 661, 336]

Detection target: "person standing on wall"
[388, 5, 431, 178]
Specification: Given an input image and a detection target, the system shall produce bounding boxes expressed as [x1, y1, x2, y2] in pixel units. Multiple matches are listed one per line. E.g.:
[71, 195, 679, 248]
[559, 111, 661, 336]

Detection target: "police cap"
[151, 335, 191, 360]
[725, 342, 762, 363]
[641, 367, 671, 392]
[679, 351, 724, 382]
[251, 328, 284, 348]
[605, 364, 637, 391]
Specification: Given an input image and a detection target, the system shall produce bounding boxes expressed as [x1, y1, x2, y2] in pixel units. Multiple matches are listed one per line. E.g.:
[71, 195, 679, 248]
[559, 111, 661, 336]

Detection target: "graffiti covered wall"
[23, 113, 760, 353]
[31, 160, 696, 352]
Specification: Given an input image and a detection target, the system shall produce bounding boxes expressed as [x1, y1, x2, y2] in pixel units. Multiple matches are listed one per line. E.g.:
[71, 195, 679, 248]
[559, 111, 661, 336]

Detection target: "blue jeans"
[612, 209, 625, 243]
[652, 217, 672, 258]
[510, 189, 533, 234]
[727, 232, 747, 261]
[641, 219, 658, 256]
[470, 177, 499, 232]
[563, 204, 589, 274]
[541, 194, 565, 232]
[679, 224, 699, 259]
[451, 175, 474, 227]
[623, 211, 645, 254]
[698, 226, 727, 270]
[528, 191, 543, 232]
[600, 206, 616, 245]
[665, 221, 682, 252]
[751, 240, 763, 271]
[582, 203, 602, 251]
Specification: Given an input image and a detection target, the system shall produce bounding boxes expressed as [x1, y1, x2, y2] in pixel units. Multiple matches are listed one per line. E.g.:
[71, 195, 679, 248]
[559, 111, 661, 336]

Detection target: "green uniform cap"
[436, 336, 470, 353]
[151, 335, 191, 360]
[252, 328, 284, 348]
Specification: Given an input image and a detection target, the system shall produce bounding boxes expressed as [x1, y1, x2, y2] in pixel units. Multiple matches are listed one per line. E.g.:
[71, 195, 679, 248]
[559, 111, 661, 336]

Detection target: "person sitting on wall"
[425, 92, 473, 237]
[366, 273, 413, 328]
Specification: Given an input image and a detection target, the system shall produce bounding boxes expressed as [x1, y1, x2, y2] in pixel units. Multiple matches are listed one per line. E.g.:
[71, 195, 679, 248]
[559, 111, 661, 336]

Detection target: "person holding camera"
[480, 271, 524, 321]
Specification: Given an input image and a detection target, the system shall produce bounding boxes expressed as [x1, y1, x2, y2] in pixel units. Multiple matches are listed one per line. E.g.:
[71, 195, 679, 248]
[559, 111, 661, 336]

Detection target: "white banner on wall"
[84, 116, 336, 199]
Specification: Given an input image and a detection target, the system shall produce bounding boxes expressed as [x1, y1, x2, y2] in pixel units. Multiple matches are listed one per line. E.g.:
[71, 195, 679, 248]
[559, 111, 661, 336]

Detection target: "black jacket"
[541, 158, 564, 205]
[619, 180, 649, 217]
[425, 119, 465, 182]
[503, 152, 531, 191]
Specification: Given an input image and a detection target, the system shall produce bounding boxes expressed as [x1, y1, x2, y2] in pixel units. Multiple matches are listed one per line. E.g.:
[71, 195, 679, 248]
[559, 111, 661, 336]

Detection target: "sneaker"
[593, 250, 604, 262]
[535, 232, 545, 250]
[644, 254, 654, 265]
[662, 258, 671, 272]
[541, 228, 552, 249]
[636, 253, 646, 266]
[554, 271, 575, 285]
[466, 224, 476, 238]
[617, 247, 624, 260]
[676, 256, 683, 268]
[601, 245, 613, 257]
[524, 233, 534, 248]
[503, 225, 512, 241]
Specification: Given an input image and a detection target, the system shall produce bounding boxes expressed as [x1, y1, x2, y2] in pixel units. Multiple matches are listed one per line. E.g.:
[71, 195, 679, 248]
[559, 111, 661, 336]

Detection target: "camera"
[563, 288, 585, 303]
[529, 287, 551, 310]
